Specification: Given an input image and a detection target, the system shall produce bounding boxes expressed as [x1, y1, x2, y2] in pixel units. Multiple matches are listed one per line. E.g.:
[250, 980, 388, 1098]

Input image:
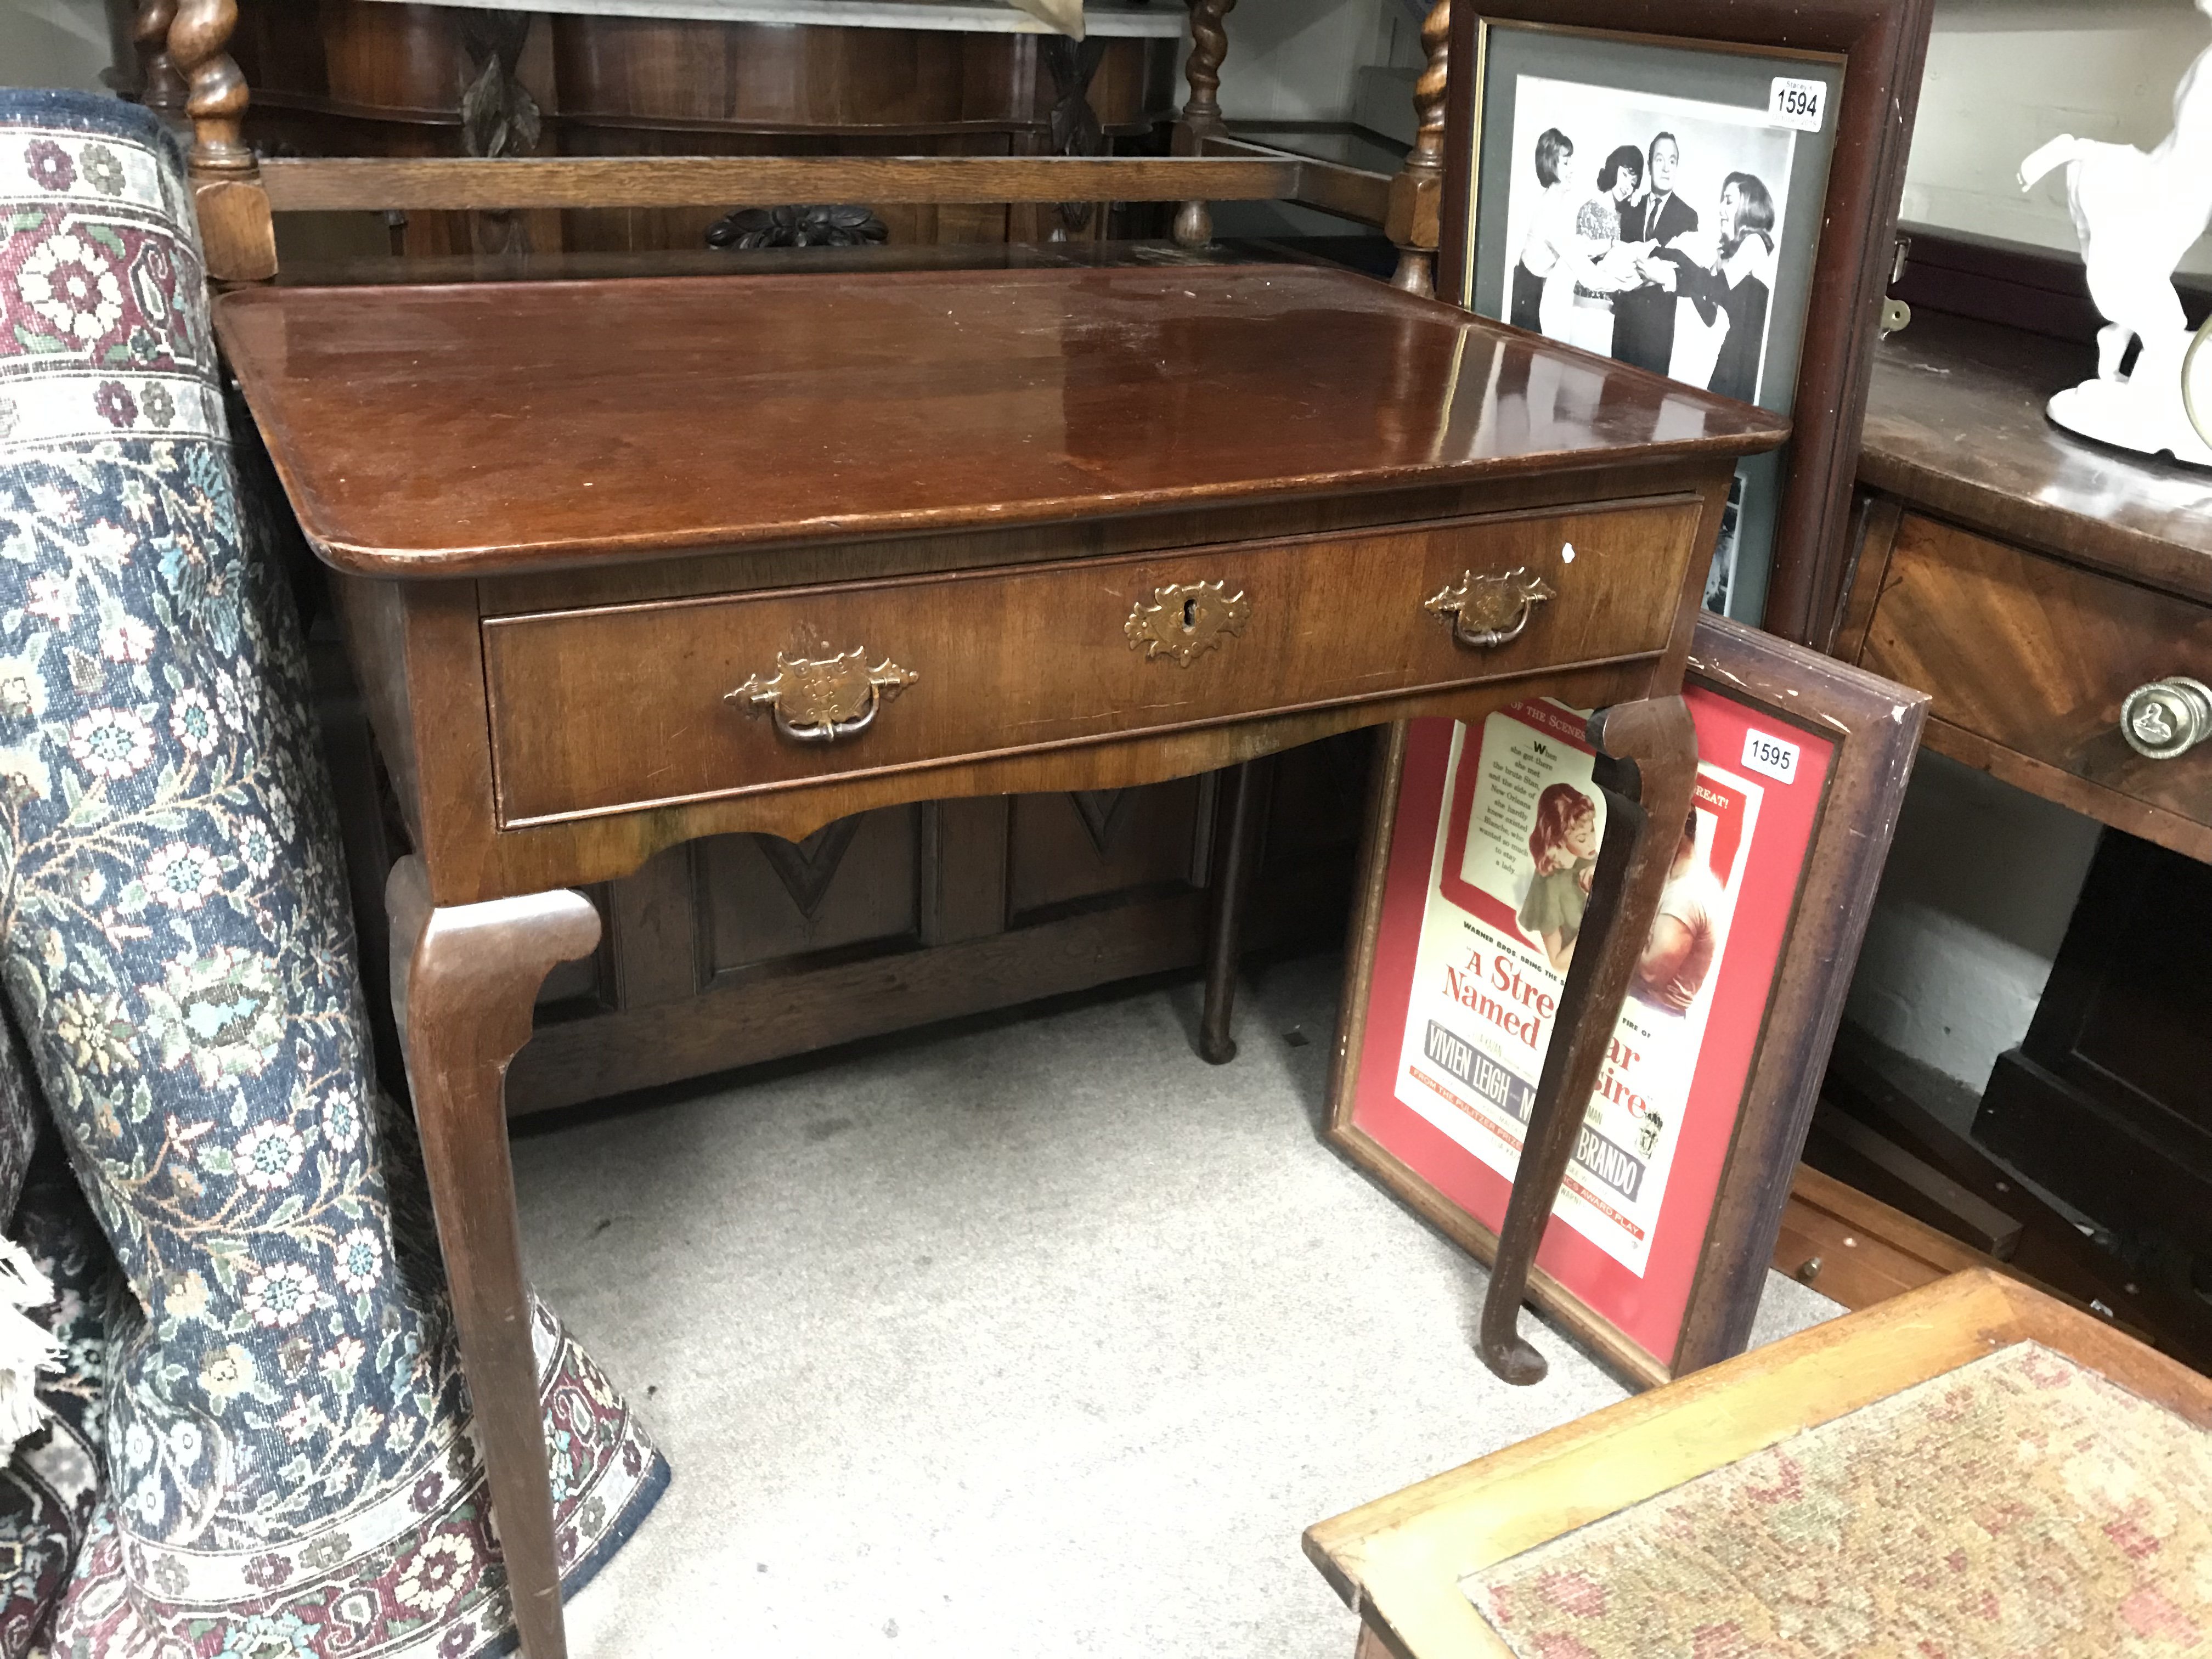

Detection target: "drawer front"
[483, 499, 1702, 825]
[1859, 514, 2212, 828]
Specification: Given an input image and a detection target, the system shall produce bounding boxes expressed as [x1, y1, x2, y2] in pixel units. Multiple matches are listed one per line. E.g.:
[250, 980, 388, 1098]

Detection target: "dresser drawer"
[1855, 513, 2212, 830]
[482, 499, 1703, 825]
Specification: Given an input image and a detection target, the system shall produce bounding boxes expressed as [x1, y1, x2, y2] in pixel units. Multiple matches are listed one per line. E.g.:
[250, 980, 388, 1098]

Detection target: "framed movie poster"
[1327, 617, 1927, 1386]
[1436, 0, 1934, 646]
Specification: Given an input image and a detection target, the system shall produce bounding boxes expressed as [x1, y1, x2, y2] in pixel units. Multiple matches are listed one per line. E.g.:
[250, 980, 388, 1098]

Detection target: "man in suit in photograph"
[1613, 132, 1700, 374]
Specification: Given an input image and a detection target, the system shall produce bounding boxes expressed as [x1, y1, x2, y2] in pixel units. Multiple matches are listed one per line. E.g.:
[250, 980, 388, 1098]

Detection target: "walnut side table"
[217, 261, 1786, 1659]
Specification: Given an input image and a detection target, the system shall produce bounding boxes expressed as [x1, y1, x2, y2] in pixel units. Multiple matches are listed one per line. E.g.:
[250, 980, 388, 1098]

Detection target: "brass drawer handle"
[1425, 566, 1556, 649]
[1126, 580, 1249, 666]
[727, 648, 917, 744]
[2121, 676, 2212, 760]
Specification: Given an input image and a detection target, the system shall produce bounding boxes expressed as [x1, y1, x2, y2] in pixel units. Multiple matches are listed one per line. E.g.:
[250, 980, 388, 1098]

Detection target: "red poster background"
[1349, 688, 1835, 1369]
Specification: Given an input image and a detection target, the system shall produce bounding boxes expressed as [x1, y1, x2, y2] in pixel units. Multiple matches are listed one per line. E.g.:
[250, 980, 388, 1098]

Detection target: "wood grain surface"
[1860, 311, 2212, 606]
[256, 152, 1299, 211]
[480, 500, 1702, 823]
[216, 263, 1785, 577]
[1852, 511, 2212, 845]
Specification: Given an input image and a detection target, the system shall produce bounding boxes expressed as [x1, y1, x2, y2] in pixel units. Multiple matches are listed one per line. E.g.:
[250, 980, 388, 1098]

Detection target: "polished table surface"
[218, 264, 1784, 576]
[1861, 309, 2212, 604]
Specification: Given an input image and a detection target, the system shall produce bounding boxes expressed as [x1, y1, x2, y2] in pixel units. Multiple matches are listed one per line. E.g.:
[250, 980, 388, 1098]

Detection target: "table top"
[217, 263, 1786, 579]
[1861, 310, 2212, 606]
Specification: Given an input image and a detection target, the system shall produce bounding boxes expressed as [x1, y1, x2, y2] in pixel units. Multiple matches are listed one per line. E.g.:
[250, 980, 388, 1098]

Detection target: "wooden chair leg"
[1476, 696, 1697, 1384]
[1198, 756, 1269, 1064]
[387, 856, 600, 1659]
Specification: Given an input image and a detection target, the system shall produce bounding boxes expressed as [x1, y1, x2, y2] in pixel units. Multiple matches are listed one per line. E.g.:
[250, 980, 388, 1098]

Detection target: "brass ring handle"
[1424, 566, 1557, 649]
[2121, 676, 2212, 760]
[726, 647, 917, 744]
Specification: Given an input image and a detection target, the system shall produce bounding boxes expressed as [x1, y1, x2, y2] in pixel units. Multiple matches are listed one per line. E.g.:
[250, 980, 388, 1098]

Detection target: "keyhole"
[1183, 596, 1200, 629]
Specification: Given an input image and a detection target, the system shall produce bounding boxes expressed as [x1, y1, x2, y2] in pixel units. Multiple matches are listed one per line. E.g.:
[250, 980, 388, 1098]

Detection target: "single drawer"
[483, 498, 1703, 826]
[1857, 513, 2212, 829]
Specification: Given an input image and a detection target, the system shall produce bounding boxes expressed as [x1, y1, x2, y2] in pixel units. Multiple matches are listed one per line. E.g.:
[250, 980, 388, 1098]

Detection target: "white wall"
[1906, 0, 2212, 269]
[1, 0, 116, 92]
[1844, 753, 2102, 1089]
[1215, 0, 1421, 126]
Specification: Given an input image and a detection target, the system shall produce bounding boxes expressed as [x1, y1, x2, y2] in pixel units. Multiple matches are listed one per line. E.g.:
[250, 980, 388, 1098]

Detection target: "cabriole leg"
[1476, 696, 1697, 1384]
[387, 856, 601, 1659]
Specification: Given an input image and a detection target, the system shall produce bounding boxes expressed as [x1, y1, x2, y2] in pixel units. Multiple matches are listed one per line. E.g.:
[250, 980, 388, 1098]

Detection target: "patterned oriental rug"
[1471, 1341, 2212, 1658]
[0, 92, 666, 1656]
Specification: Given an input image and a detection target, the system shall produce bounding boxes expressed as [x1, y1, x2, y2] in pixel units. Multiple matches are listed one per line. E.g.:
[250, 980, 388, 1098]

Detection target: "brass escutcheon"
[727, 647, 916, 743]
[1424, 566, 1556, 649]
[1125, 580, 1250, 666]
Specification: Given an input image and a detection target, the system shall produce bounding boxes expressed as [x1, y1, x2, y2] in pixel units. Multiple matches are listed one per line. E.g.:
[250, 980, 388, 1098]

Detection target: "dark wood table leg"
[1477, 696, 1699, 1384]
[387, 856, 601, 1659]
[1198, 757, 1270, 1064]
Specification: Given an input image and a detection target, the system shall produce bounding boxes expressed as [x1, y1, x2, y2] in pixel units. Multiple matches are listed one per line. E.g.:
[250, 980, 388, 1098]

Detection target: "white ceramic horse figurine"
[2018, 0, 2212, 462]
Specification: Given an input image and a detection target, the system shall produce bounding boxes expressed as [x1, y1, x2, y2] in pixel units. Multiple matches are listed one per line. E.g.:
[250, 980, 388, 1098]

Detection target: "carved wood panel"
[503, 739, 1367, 1114]
[699, 806, 922, 978]
[1005, 777, 1210, 924]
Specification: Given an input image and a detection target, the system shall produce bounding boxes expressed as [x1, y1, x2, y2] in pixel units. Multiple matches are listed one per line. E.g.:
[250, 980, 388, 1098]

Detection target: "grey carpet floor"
[510, 950, 1842, 1658]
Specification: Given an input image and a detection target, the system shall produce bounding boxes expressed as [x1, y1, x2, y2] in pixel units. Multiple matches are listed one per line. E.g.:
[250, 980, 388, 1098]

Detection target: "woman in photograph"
[1510, 128, 1583, 332]
[1519, 783, 1601, 971]
[1544, 143, 1652, 352]
[1645, 172, 1778, 402]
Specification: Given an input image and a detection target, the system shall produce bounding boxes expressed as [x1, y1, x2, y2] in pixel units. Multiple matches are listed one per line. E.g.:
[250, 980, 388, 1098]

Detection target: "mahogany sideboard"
[1834, 302, 2212, 1290]
[218, 261, 1782, 1657]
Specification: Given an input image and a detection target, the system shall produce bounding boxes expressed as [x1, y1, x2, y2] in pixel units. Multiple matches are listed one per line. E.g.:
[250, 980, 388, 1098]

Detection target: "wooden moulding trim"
[1920, 718, 2212, 867]
[1850, 464, 2212, 612]
[248, 87, 1167, 140]
[485, 492, 1706, 625]
[1668, 617, 1930, 1373]
[442, 662, 1660, 905]
[257, 154, 1308, 212]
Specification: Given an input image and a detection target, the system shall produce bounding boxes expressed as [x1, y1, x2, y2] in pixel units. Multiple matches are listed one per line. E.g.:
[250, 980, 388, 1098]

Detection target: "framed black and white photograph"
[1446, 21, 1849, 627]
[1433, 3, 1938, 641]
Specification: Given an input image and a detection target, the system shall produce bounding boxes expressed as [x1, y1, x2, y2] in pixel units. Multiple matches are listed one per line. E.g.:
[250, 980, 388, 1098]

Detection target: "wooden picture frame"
[1437, 0, 1934, 646]
[1303, 1269, 2212, 1659]
[1325, 614, 1927, 1386]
